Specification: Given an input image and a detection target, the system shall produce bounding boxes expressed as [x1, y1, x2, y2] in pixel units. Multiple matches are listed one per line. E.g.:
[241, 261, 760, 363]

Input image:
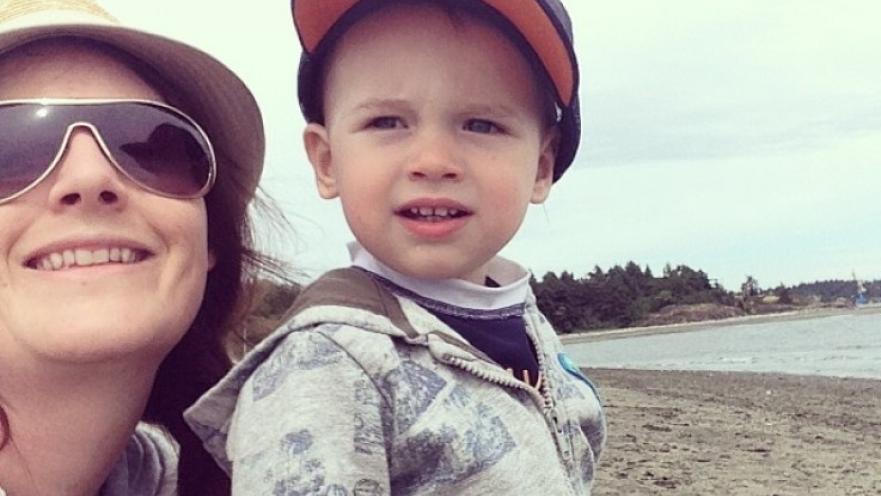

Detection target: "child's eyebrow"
[352, 98, 410, 113]
[351, 99, 523, 120]
[457, 103, 521, 119]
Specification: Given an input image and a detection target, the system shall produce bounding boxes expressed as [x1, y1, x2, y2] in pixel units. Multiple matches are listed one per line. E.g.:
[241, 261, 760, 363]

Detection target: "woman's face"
[0, 41, 212, 365]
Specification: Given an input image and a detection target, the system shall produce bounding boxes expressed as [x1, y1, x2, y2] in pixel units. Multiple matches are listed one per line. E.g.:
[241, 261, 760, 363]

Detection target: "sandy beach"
[587, 368, 881, 495]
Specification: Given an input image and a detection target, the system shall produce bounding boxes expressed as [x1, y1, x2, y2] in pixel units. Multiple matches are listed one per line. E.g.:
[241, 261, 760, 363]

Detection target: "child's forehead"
[332, 11, 532, 83]
[327, 6, 533, 86]
[325, 3, 545, 94]
[338, 5, 514, 57]
[338, 3, 501, 50]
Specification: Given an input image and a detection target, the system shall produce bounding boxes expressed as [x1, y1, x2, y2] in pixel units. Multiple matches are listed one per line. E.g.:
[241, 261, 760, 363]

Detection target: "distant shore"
[587, 368, 881, 495]
[561, 304, 881, 344]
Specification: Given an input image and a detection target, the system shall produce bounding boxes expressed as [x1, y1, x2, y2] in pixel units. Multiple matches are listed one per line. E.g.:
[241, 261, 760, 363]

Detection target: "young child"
[186, 0, 606, 494]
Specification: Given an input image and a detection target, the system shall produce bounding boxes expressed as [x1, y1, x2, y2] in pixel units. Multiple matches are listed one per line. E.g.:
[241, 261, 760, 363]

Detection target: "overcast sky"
[105, 0, 881, 290]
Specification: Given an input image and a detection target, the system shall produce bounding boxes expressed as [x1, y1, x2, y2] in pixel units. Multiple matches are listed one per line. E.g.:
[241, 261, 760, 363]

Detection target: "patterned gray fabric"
[100, 423, 179, 496]
[186, 284, 605, 495]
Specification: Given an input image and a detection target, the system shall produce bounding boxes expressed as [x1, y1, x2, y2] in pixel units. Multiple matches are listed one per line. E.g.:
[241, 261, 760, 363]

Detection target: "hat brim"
[0, 19, 264, 196]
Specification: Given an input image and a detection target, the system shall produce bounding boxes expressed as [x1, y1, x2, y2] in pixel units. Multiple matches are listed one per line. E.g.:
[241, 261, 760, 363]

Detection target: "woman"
[0, 0, 267, 494]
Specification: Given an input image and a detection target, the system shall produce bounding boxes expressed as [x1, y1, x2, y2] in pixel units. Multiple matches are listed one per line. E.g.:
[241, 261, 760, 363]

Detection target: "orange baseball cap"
[291, 0, 581, 181]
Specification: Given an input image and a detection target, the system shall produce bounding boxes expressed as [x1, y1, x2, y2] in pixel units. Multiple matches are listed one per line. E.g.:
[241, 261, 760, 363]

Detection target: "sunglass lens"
[0, 104, 65, 200]
[103, 103, 212, 197]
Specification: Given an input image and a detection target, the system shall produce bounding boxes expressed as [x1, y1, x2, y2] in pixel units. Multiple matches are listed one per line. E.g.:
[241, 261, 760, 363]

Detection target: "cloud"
[572, 0, 881, 168]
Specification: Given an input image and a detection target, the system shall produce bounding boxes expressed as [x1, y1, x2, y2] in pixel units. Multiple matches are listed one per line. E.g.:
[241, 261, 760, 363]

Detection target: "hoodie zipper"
[443, 353, 548, 410]
[521, 312, 575, 467]
[436, 326, 577, 494]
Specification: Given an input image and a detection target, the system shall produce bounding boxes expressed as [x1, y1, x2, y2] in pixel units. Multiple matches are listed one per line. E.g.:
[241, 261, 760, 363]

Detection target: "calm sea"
[564, 311, 881, 379]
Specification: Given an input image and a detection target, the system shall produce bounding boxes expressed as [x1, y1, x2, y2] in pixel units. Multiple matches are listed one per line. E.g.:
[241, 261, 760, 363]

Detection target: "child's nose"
[407, 130, 464, 182]
[46, 127, 129, 211]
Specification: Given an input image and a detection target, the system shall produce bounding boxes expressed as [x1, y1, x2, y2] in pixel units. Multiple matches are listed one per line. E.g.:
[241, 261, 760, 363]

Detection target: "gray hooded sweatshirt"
[186, 267, 606, 495]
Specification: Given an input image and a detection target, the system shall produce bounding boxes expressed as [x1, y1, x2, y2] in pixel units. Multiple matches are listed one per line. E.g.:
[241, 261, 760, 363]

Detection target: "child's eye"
[367, 116, 405, 130]
[463, 119, 502, 134]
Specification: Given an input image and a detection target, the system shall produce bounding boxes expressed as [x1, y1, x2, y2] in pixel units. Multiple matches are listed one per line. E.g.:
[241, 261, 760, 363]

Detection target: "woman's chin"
[2, 288, 200, 365]
[8, 315, 188, 366]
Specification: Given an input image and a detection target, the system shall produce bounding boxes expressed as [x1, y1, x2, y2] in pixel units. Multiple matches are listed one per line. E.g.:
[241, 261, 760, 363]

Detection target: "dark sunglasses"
[0, 99, 216, 204]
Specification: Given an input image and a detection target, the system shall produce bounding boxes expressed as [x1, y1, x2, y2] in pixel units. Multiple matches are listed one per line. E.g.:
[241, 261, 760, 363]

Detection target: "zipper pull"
[550, 408, 573, 462]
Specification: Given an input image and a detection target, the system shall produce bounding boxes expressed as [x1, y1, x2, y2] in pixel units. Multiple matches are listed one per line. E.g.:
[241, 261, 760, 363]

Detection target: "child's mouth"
[397, 206, 471, 222]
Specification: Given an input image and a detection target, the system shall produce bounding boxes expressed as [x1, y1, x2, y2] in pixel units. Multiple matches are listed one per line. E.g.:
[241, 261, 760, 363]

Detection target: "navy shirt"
[433, 311, 542, 389]
[375, 274, 542, 389]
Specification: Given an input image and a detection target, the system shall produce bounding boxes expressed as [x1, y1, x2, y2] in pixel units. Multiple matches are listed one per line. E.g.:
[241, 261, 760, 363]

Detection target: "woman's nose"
[47, 127, 128, 211]
[406, 129, 465, 182]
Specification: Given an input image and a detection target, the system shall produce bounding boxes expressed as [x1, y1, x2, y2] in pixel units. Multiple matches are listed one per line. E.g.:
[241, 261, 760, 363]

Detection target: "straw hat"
[0, 0, 265, 197]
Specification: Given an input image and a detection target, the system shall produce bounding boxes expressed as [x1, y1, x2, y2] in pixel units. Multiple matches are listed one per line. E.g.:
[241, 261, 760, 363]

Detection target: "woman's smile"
[25, 237, 153, 271]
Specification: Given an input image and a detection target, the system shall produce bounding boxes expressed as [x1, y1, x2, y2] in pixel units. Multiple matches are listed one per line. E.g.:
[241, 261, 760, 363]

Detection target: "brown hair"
[0, 37, 278, 495]
[0, 398, 8, 451]
[142, 146, 258, 495]
[101, 39, 270, 495]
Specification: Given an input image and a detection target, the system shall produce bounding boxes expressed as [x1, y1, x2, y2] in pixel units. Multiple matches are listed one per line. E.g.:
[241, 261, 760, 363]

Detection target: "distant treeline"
[531, 263, 734, 332]
[788, 279, 881, 301]
[238, 265, 878, 342]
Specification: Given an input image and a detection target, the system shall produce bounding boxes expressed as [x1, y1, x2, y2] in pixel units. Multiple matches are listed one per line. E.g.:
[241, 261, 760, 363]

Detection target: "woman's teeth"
[31, 247, 143, 271]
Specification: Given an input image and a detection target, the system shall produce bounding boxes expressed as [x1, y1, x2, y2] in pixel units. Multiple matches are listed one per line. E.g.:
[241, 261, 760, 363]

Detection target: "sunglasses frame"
[0, 98, 217, 205]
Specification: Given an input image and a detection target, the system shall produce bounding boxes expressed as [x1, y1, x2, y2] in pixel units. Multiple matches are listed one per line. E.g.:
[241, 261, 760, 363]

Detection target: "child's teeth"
[404, 205, 466, 218]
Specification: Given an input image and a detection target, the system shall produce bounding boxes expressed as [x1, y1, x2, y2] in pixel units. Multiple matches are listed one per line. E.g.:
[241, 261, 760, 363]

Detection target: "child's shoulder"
[276, 266, 420, 335]
[266, 321, 402, 373]
[523, 297, 566, 344]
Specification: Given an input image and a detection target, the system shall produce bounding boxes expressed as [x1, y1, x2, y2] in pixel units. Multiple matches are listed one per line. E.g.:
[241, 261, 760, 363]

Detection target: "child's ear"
[303, 123, 339, 199]
[531, 127, 559, 204]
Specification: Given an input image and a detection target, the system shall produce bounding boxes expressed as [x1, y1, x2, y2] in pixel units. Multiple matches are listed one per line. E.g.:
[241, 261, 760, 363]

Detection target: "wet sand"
[587, 368, 881, 495]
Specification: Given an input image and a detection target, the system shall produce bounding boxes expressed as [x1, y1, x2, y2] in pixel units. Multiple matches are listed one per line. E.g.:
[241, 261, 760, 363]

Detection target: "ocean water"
[564, 311, 881, 379]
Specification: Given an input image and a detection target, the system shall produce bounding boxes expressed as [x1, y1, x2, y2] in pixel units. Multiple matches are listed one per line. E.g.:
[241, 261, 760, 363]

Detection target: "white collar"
[348, 242, 531, 311]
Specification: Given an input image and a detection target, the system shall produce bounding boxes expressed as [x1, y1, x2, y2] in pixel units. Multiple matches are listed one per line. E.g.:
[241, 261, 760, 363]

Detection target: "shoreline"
[587, 368, 881, 495]
[561, 304, 881, 344]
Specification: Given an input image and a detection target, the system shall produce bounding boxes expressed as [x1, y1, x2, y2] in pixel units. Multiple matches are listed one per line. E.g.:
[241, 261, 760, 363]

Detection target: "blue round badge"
[558, 352, 601, 399]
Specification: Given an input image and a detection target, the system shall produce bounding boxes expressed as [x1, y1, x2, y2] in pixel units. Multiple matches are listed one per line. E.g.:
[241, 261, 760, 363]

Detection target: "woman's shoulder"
[100, 423, 179, 496]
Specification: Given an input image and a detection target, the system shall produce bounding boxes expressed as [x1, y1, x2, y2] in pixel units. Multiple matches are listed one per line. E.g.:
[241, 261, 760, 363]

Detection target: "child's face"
[304, 4, 556, 284]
